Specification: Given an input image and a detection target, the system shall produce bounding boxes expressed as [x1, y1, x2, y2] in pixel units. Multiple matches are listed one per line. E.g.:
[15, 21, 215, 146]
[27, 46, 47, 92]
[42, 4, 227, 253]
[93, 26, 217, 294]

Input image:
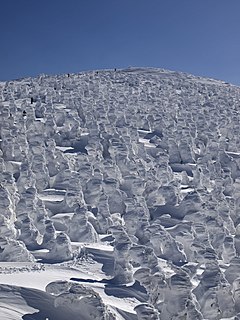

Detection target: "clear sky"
[1, 0, 240, 85]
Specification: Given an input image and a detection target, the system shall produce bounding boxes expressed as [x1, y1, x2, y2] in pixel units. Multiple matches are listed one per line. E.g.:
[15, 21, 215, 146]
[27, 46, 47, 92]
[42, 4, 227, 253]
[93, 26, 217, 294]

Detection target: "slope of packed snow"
[1, 67, 240, 319]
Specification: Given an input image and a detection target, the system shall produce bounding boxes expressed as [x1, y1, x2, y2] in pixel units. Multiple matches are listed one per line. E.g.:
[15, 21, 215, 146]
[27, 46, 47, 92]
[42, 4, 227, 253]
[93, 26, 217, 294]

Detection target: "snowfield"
[1, 67, 240, 319]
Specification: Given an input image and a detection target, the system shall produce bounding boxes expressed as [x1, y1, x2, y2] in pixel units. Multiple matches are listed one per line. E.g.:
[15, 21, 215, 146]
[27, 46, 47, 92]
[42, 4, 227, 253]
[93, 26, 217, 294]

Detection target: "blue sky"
[1, 0, 240, 84]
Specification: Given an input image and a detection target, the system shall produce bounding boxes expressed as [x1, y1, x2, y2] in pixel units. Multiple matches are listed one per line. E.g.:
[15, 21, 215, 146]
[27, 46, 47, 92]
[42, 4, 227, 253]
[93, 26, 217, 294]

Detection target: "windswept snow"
[1, 67, 240, 319]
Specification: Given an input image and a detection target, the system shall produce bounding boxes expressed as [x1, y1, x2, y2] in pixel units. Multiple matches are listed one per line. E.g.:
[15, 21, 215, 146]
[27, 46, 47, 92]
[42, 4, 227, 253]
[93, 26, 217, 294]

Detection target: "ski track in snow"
[1, 67, 240, 319]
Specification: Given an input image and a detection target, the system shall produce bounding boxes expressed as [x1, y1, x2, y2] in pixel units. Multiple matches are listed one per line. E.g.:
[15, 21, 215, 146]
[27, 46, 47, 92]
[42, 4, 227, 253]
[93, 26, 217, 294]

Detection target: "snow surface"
[1, 67, 240, 319]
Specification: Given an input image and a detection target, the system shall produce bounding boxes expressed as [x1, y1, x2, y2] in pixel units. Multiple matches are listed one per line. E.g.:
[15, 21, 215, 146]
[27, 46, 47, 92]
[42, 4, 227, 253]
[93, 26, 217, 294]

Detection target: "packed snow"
[1, 67, 240, 319]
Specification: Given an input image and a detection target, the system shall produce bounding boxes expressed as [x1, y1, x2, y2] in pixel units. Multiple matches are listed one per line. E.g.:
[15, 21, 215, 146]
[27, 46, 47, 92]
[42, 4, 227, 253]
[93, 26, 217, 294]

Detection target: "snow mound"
[1, 67, 240, 318]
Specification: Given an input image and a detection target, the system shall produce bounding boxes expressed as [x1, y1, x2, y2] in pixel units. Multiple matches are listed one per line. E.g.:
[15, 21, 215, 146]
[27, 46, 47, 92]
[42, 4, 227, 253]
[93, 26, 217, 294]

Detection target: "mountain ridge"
[2, 66, 236, 88]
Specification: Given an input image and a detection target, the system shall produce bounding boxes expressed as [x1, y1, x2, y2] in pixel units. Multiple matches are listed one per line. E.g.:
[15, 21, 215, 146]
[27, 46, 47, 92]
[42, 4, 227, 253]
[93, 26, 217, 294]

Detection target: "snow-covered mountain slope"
[1, 67, 240, 319]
